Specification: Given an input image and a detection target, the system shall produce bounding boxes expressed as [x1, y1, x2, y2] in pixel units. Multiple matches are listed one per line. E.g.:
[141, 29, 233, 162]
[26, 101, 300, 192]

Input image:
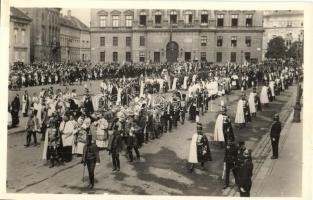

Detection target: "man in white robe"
[235, 94, 246, 128]
[248, 88, 257, 117]
[59, 114, 76, 162]
[260, 83, 269, 105]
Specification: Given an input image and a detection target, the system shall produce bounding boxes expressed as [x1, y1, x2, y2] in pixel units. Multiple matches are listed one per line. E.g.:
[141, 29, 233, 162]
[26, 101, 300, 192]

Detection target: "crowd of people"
[8, 59, 302, 194]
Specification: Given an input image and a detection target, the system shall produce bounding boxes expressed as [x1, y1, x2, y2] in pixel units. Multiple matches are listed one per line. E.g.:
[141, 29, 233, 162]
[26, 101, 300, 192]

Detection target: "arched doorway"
[166, 41, 179, 63]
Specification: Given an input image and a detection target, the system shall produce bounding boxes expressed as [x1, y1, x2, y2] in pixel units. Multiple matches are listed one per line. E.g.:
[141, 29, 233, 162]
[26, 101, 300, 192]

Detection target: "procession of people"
[8, 58, 302, 195]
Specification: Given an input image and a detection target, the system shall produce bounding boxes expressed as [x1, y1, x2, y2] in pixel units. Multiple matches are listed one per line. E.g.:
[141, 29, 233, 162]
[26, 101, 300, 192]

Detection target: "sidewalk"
[251, 111, 303, 197]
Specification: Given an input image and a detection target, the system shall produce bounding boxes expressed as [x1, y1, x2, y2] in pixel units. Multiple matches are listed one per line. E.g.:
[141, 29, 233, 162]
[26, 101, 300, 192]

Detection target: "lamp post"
[293, 32, 303, 123]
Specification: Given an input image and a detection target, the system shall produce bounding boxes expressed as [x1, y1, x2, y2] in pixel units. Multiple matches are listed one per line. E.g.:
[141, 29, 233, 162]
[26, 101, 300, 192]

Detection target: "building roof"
[60, 15, 89, 31]
[264, 10, 304, 17]
[10, 7, 32, 22]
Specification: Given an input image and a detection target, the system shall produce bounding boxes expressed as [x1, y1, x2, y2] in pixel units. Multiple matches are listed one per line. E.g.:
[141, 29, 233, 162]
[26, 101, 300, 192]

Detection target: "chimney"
[67, 10, 71, 17]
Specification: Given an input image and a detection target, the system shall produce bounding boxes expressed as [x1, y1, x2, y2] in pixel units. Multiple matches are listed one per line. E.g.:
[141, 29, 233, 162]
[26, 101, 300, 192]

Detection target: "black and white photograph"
[1, 0, 312, 199]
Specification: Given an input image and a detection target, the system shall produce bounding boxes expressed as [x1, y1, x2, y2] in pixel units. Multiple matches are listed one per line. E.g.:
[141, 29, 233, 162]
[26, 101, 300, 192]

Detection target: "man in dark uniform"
[237, 149, 253, 197]
[223, 140, 238, 189]
[82, 134, 100, 189]
[270, 114, 282, 159]
[108, 125, 123, 171]
[235, 141, 246, 183]
[223, 111, 235, 145]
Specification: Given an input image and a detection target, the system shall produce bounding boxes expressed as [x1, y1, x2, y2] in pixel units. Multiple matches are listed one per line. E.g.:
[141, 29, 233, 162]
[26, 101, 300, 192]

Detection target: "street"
[6, 81, 297, 195]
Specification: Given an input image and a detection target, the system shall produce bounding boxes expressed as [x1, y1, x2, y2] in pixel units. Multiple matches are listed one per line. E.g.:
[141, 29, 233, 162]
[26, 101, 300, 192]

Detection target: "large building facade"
[90, 9, 264, 64]
[262, 10, 304, 59]
[9, 7, 32, 64]
[60, 10, 90, 63]
[20, 8, 61, 62]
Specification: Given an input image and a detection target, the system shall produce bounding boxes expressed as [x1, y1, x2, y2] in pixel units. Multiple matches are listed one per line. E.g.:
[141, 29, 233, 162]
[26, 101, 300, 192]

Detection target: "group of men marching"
[8, 59, 301, 192]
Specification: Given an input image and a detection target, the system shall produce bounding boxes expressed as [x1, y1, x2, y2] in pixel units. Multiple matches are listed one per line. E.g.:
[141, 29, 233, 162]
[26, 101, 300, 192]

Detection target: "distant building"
[60, 10, 90, 63]
[90, 9, 264, 64]
[20, 8, 62, 62]
[9, 7, 32, 64]
[262, 10, 304, 59]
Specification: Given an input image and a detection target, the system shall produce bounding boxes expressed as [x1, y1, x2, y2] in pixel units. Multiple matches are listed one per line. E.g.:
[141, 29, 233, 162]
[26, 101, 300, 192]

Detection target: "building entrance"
[166, 41, 178, 63]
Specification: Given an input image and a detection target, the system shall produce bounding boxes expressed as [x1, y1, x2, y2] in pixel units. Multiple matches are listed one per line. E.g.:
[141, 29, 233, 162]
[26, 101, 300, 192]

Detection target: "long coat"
[237, 159, 253, 190]
[108, 132, 123, 154]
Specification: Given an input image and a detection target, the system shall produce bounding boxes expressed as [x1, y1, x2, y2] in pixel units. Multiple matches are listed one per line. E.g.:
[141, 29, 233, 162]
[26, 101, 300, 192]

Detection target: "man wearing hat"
[270, 114, 281, 159]
[188, 123, 212, 172]
[223, 140, 238, 189]
[237, 149, 253, 197]
[82, 134, 100, 189]
[108, 124, 123, 171]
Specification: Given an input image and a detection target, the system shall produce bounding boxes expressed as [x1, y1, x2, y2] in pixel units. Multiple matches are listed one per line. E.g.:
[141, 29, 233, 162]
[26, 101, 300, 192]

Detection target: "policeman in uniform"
[82, 134, 100, 189]
[270, 114, 281, 159]
[223, 140, 238, 189]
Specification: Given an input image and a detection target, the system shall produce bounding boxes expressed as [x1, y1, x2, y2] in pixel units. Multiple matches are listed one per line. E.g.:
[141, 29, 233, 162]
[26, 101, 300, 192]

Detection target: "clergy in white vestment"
[260, 84, 269, 105]
[59, 115, 76, 162]
[235, 95, 246, 128]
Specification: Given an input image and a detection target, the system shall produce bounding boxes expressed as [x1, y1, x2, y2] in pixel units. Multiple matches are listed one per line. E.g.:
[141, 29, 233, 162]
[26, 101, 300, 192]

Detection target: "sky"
[61, 8, 91, 27]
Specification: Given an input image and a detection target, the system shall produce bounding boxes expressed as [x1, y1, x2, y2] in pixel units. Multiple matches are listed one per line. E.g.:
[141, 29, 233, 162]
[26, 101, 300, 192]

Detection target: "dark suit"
[270, 120, 281, 158]
[109, 132, 122, 170]
[82, 143, 100, 187]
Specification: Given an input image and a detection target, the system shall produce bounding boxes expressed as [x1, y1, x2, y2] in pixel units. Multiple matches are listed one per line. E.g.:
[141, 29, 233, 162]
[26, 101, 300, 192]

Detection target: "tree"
[286, 41, 303, 62]
[265, 36, 287, 59]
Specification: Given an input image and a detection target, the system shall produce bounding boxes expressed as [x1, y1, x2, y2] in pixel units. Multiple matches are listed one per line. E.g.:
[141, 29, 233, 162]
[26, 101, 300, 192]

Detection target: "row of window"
[99, 35, 252, 48]
[99, 51, 251, 63]
[99, 13, 253, 27]
[13, 28, 26, 44]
